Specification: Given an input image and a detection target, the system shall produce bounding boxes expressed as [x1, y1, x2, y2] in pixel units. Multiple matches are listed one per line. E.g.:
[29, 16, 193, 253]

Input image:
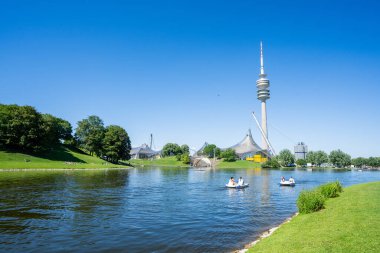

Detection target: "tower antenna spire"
[260, 41, 265, 75]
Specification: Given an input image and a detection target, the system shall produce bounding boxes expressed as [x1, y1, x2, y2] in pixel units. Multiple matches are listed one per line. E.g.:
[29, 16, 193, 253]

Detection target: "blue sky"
[1, 0, 379, 157]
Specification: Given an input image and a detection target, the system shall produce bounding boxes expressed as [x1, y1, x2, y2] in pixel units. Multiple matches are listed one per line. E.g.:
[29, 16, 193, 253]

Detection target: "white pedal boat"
[225, 183, 249, 189]
[279, 181, 295, 187]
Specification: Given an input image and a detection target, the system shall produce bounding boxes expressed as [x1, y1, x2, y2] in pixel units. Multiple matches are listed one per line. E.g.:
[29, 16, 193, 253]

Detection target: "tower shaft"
[261, 101, 268, 150]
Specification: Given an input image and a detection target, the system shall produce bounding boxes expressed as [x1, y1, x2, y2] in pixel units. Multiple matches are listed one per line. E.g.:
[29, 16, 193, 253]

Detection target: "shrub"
[181, 154, 190, 164]
[297, 190, 325, 214]
[318, 181, 343, 198]
[220, 149, 237, 162]
[261, 159, 281, 168]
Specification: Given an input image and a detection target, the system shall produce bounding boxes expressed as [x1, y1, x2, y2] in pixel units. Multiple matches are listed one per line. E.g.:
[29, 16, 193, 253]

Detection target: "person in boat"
[289, 177, 295, 184]
[228, 177, 236, 186]
[238, 177, 244, 186]
[281, 176, 285, 182]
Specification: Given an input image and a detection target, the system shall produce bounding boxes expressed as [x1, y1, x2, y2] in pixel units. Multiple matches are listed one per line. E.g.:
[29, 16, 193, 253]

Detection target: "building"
[256, 41, 270, 151]
[130, 144, 160, 159]
[294, 142, 308, 160]
[229, 129, 267, 161]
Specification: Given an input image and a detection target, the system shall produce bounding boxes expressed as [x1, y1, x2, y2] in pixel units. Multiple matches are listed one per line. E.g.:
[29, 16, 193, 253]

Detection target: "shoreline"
[234, 212, 298, 253]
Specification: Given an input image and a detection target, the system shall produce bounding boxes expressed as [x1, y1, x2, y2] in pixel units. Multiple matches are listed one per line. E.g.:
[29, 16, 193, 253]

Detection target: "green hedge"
[297, 181, 343, 214]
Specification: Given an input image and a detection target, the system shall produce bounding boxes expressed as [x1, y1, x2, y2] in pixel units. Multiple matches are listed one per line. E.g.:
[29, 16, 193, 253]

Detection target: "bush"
[220, 149, 237, 162]
[261, 159, 281, 168]
[318, 181, 343, 198]
[181, 154, 190, 164]
[297, 190, 325, 214]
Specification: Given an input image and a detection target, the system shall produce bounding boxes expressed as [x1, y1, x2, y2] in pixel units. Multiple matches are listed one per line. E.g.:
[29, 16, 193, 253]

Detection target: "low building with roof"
[130, 144, 161, 159]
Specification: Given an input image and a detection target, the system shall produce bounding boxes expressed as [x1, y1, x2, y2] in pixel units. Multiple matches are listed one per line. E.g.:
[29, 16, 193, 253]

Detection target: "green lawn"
[217, 160, 261, 169]
[248, 181, 380, 253]
[130, 156, 189, 167]
[0, 145, 126, 169]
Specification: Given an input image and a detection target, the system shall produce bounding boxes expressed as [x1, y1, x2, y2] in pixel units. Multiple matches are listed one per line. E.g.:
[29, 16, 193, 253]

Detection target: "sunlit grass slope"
[0, 145, 125, 169]
[248, 181, 380, 253]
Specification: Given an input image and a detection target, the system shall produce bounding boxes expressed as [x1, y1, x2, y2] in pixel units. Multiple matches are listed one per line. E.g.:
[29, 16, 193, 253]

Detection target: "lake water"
[1, 167, 380, 253]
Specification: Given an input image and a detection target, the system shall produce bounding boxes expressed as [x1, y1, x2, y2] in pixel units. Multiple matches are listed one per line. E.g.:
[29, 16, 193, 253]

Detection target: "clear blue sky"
[1, 0, 379, 157]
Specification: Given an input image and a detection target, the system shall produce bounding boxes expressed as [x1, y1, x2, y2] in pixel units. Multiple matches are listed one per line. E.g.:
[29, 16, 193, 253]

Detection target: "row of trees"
[200, 144, 237, 162]
[161, 143, 190, 164]
[75, 115, 131, 163]
[0, 104, 72, 151]
[266, 149, 353, 168]
[0, 104, 131, 163]
[351, 157, 380, 168]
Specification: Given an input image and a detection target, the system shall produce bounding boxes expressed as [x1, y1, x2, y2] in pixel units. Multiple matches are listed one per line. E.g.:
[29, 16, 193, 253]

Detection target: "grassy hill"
[248, 181, 380, 253]
[0, 145, 126, 169]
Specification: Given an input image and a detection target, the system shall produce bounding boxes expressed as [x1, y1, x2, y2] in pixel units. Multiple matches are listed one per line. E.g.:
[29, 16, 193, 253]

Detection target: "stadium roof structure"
[130, 144, 160, 158]
[229, 129, 262, 156]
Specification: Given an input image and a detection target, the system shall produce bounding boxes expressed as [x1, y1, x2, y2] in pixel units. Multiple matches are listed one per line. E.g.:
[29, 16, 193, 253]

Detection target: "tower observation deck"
[256, 42, 270, 151]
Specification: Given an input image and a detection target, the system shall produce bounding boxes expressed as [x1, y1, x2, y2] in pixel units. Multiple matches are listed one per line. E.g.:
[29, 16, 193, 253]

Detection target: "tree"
[102, 125, 131, 163]
[0, 104, 43, 151]
[351, 157, 367, 168]
[41, 114, 72, 146]
[75, 115, 105, 156]
[277, 149, 295, 167]
[367, 157, 380, 167]
[306, 151, 316, 166]
[220, 148, 237, 162]
[162, 143, 182, 157]
[296, 159, 307, 167]
[180, 144, 190, 155]
[314, 151, 329, 166]
[329, 149, 351, 168]
[202, 144, 220, 158]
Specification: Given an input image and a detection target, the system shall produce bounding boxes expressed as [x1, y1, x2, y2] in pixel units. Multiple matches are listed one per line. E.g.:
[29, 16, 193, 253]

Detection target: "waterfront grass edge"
[246, 181, 380, 253]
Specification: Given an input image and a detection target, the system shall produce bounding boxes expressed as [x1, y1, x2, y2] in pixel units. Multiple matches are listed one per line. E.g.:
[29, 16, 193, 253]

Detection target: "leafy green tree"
[0, 104, 43, 151]
[367, 157, 380, 167]
[162, 143, 182, 157]
[314, 151, 329, 166]
[351, 157, 366, 168]
[329, 149, 351, 168]
[296, 159, 307, 167]
[306, 151, 316, 166]
[202, 144, 220, 158]
[41, 114, 72, 146]
[220, 148, 237, 162]
[102, 125, 131, 163]
[180, 144, 190, 155]
[75, 115, 105, 156]
[277, 149, 295, 167]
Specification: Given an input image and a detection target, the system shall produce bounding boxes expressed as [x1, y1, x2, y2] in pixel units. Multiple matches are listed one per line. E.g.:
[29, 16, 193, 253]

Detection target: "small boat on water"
[279, 181, 296, 187]
[226, 184, 249, 189]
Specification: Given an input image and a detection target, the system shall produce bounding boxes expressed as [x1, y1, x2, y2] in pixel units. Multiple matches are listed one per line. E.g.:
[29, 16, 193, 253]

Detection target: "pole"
[251, 112, 276, 156]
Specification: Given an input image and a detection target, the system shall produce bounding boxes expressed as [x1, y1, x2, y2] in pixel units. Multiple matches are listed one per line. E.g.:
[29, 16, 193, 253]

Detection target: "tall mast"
[256, 41, 270, 151]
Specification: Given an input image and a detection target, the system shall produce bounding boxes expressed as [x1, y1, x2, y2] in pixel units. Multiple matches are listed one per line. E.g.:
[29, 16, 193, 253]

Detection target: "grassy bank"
[130, 156, 189, 167]
[248, 181, 380, 253]
[217, 160, 261, 169]
[0, 145, 125, 169]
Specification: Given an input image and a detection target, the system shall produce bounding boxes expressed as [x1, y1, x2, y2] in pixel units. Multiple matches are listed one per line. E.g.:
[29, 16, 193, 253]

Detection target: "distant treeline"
[0, 104, 131, 163]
